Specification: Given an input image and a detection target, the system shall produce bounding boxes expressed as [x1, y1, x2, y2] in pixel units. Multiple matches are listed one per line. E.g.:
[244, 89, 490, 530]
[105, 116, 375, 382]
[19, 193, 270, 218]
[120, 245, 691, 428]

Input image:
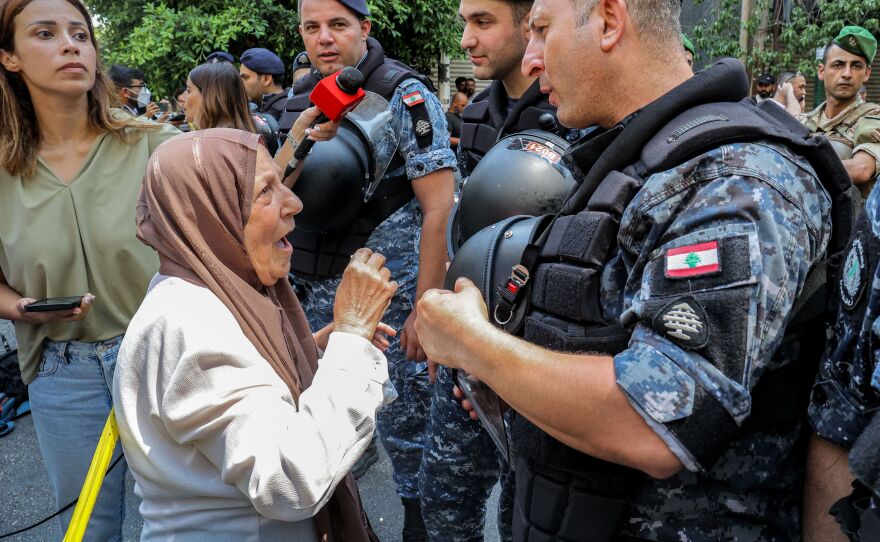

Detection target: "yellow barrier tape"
[63, 408, 119, 542]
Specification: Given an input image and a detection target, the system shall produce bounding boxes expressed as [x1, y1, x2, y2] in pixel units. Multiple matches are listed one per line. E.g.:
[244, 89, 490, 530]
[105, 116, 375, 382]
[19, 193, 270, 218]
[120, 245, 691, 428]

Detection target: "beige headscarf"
[137, 128, 376, 541]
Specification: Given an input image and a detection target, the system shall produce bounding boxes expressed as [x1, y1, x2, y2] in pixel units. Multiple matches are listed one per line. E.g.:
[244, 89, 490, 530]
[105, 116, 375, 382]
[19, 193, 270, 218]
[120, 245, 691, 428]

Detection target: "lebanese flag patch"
[403, 91, 425, 108]
[665, 241, 720, 279]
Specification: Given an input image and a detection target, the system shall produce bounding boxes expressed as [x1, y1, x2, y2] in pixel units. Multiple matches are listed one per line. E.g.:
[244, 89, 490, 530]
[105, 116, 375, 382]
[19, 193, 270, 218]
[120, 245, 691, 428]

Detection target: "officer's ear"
[360, 17, 372, 40]
[597, 0, 627, 53]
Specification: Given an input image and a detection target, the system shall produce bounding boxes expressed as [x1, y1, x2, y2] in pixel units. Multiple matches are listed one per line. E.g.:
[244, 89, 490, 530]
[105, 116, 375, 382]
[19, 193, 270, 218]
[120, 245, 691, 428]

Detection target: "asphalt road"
[0, 413, 501, 541]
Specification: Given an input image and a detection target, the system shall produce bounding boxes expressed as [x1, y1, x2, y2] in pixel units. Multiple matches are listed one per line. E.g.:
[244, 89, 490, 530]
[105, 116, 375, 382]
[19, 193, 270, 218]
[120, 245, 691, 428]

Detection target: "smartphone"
[23, 296, 84, 312]
[157, 102, 170, 113]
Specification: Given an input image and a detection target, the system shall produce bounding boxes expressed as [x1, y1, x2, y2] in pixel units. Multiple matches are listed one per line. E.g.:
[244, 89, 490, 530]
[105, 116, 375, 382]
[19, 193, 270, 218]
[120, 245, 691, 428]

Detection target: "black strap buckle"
[494, 264, 531, 325]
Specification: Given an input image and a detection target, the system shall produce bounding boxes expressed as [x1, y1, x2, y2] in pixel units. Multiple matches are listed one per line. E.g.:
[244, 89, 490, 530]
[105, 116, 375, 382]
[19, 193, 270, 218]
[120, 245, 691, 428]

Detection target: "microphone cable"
[0, 453, 124, 539]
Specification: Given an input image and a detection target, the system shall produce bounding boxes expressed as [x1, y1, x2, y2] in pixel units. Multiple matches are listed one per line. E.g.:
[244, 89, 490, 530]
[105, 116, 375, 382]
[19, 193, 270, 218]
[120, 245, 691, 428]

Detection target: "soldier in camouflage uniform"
[415, 0, 835, 539]
[796, 26, 880, 200]
[276, 0, 456, 537]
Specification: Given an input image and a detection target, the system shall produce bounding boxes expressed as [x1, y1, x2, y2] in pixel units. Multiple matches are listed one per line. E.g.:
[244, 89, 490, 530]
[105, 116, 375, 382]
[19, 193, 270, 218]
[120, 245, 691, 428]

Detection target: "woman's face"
[176, 88, 187, 112]
[243, 149, 303, 286]
[0, 0, 97, 99]
[184, 78, 201, 124]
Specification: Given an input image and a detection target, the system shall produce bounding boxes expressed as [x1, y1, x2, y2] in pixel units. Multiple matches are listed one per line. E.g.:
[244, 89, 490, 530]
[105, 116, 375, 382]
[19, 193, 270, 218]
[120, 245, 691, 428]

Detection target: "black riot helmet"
[292, 118, 372, 234]
[445, 214, 550, 332]
[251, 111, 280, 156]
[448, 130, 576, 258]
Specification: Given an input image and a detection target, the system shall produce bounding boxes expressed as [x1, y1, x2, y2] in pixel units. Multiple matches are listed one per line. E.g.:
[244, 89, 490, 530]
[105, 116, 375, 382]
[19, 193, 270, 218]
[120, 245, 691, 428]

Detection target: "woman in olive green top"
[0, 0, 176, 538]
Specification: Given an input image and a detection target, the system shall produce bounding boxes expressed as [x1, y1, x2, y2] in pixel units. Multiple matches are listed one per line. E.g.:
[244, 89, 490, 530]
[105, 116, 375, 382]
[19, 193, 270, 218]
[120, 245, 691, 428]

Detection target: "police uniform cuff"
[615, 334, 745, 469]
[620, 393, 702, 472]
[406, 148, 457, 180]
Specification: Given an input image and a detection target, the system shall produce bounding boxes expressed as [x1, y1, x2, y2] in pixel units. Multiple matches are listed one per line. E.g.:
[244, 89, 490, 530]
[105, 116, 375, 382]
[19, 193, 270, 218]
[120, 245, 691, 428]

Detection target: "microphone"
[293, 67, 367, 161]
[538, 113, 565, 138]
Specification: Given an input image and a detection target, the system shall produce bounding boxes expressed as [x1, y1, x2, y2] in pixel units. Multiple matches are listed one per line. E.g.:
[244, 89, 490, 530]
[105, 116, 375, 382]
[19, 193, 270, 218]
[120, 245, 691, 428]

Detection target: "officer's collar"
[560, 58, 750, 213]
[564, 110, 638, 178]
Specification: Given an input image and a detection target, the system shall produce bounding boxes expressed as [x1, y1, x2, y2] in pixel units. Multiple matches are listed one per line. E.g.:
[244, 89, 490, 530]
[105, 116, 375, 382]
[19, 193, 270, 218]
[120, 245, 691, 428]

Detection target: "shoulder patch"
[403, 91, 425, 108]
[665, 241, 721, 279]
[841, 236, 868, 310]
[654, 296, 710, 349]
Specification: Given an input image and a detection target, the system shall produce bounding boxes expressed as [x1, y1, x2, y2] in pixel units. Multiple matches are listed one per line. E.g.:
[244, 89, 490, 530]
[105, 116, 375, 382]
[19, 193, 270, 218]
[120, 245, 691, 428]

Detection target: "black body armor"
[458, 80, 559, 177]
[280, 38, 432, 280]
[447, 59, 855, 541]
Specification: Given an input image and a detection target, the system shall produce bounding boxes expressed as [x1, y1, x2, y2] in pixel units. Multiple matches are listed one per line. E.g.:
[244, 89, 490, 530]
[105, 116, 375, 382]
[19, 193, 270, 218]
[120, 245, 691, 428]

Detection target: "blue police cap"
[339, 0, 370, 17]
[240, 48, 285, 76]
[292, 51, 311, 71]
[206, 51, 234, 63]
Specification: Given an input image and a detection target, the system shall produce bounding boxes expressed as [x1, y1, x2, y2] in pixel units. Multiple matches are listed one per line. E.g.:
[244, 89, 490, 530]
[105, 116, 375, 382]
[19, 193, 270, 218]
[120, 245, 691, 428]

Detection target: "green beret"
[681, 33, 696, 56]
[833, 25, 877, 64]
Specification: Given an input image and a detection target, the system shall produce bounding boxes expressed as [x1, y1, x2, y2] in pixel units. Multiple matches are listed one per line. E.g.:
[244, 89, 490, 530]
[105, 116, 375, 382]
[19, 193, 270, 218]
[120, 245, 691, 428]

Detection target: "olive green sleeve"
[853, 116, 880, 178]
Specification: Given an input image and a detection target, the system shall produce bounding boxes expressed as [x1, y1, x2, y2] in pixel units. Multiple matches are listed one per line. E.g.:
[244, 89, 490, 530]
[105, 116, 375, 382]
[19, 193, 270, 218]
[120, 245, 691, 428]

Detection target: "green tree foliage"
[691, 0, 880, 76]
[86, 0, 462, 99]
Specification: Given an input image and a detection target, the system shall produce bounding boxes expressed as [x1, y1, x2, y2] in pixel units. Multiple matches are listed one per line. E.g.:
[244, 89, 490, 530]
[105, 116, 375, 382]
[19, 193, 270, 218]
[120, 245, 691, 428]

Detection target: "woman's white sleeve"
[160, 331, 390, 521]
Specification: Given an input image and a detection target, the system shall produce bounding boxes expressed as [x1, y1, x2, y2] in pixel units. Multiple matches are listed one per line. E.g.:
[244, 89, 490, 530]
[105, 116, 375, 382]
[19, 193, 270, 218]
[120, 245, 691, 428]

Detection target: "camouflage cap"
[833, 25, 877, 64]
[681, 33, 696, 56]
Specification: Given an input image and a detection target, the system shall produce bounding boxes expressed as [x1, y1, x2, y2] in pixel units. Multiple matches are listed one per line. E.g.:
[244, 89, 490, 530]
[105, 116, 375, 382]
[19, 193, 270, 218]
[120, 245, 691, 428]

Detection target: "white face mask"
[136, 86, 152, 109]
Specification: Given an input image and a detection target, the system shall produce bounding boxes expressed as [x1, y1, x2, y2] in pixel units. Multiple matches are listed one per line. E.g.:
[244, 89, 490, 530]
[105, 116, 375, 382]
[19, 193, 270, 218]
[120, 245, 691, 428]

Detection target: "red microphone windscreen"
[309, 69, 367, 122]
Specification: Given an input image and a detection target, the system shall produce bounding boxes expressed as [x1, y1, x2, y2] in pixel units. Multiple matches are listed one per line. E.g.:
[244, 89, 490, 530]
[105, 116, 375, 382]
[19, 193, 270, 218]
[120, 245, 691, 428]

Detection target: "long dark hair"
[188, 62, 256, 132]
[0, 0, 153, 178]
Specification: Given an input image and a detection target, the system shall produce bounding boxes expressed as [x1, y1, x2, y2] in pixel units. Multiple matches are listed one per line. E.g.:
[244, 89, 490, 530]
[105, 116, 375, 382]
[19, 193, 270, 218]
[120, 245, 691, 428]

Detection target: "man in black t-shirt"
[446, 91, 468, 149]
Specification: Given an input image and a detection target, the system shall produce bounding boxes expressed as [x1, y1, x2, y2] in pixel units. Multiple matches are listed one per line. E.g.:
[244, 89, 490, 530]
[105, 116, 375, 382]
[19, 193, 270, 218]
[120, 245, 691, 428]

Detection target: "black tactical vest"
[280, 38, 431, 280]
[458, 80, 559, 177]
[504, 59, 855, 541]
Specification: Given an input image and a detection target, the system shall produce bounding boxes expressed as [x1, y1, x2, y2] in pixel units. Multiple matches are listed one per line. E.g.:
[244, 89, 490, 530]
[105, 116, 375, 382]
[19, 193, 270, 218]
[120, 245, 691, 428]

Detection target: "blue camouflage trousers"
[420, 365, 514, 541]
[294, 200, 432, 500]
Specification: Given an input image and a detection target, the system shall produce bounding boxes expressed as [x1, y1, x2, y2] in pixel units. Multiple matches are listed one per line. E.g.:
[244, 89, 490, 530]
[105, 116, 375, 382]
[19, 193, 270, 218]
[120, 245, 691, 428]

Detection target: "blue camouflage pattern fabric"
[604, 141, 832, 540]
[294, 77, 456, 501]
[419, 365, 514, 541]
[809, 183, 880, 448]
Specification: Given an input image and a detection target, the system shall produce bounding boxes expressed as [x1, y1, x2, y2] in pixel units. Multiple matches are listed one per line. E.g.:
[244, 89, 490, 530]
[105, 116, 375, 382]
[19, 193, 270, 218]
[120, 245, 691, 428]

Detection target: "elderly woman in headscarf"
[113, 128, 395, 542]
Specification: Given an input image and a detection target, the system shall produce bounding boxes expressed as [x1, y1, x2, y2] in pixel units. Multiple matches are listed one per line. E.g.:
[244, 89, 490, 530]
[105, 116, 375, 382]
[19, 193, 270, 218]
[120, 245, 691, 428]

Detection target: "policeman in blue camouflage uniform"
[419, 1, 556, 539]
[275, 0, 455, 538]
[415, 0, 843, 539]
[805, 187, 880, 539]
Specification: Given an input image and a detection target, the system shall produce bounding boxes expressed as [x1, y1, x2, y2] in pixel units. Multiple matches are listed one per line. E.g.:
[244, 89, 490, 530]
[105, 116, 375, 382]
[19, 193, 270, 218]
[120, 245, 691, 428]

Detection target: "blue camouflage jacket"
[605, 140, 832, 540]
[809, 184, 880, 447]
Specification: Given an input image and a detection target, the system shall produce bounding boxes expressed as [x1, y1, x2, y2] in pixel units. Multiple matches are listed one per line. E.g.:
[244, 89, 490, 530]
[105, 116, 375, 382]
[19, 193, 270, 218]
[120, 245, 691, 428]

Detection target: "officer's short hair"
[297, 0, 368, 22]
[502, 0, 533, 24]
[572, 0, 680, 48]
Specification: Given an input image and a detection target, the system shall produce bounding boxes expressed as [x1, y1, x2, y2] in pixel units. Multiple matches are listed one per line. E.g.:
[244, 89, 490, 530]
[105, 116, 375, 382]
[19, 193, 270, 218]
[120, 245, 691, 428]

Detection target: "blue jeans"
[28, 336, 127, 541]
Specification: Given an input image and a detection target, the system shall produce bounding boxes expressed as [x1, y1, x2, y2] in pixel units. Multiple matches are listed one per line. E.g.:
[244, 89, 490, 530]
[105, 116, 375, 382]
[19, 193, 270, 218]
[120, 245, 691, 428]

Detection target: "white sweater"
[113, 275, 391, 541]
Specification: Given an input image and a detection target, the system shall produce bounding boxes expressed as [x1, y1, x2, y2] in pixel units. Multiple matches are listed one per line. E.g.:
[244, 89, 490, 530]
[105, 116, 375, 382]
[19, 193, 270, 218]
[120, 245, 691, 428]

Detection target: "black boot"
[401, 497, 429, 541]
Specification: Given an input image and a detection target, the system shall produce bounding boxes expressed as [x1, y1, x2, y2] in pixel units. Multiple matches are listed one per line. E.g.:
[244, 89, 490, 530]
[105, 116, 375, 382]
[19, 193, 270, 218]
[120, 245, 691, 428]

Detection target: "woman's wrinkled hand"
[333, 248, 398, 343]
[15, 294, 95, 325]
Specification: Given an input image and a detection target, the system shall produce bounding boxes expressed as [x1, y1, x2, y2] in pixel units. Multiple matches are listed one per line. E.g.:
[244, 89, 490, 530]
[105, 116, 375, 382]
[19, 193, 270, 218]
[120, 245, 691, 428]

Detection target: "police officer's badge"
[415, 119, 431, 136]
[841, 236, 867, 310]
[654, 296, 710, 349]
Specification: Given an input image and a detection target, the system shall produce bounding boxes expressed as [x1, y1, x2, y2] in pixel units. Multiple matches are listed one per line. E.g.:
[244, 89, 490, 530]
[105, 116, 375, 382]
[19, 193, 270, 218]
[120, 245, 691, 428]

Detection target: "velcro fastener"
[587, 171, 641, 217]
[542, 211, 618, 266]
[663, 384, 741, 468]
[461, 100, 489, 122]
[473, 124, 499, 154]
[531, 263, 601, 322]
[522, 311, 630, 355]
